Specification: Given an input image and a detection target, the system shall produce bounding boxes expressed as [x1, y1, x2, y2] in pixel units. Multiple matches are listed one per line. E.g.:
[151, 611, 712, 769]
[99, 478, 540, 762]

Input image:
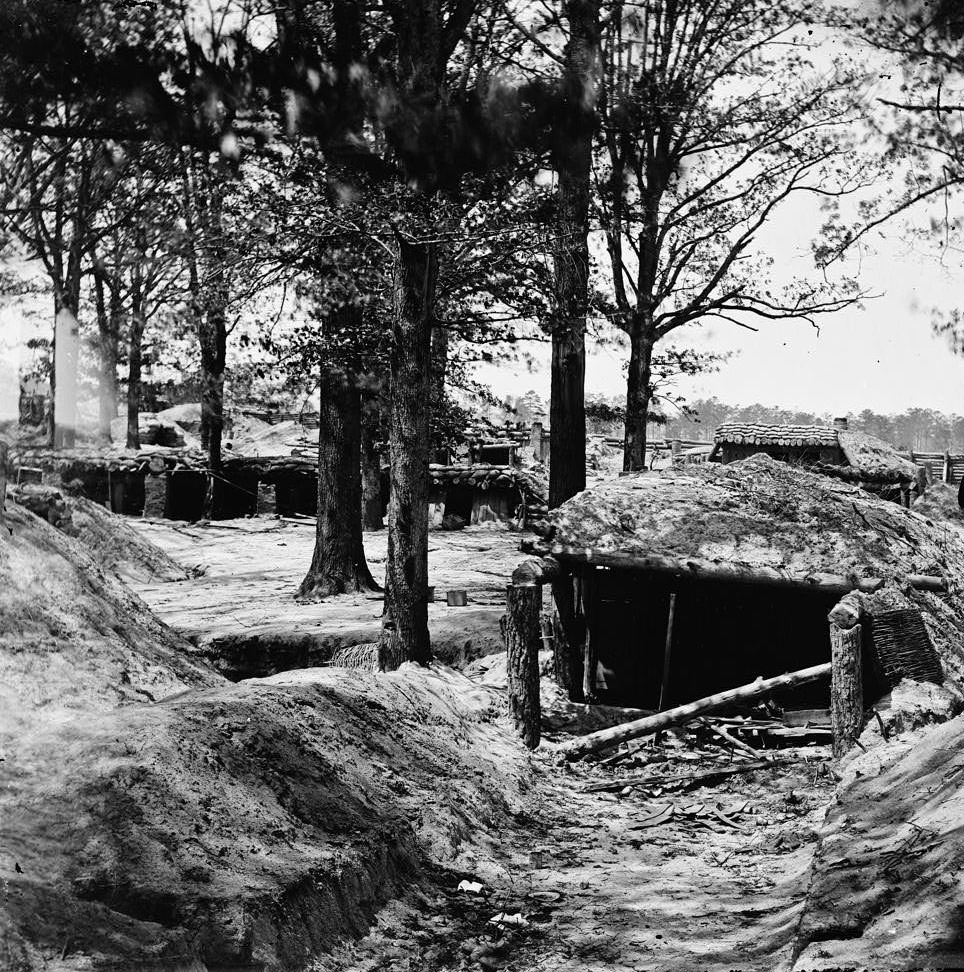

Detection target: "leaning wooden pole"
[0, 438, 7, 530]
[829, 598, 864, 759]
[505, 584, 542, 749]
[559, 663, 832, 761]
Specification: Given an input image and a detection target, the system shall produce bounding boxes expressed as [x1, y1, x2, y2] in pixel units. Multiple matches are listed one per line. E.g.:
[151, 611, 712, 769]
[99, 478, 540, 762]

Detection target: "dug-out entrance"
[586, 571, 843, 711]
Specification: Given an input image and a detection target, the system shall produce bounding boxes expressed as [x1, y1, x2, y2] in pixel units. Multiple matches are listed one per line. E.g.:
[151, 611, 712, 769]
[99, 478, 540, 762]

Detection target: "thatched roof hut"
[708, 423, 920, 501]
[526, 455, 964, 711]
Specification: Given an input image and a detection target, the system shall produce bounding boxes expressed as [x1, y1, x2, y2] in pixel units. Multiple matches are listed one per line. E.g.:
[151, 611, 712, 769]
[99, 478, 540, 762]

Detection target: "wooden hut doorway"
[586, 570, 842, 711]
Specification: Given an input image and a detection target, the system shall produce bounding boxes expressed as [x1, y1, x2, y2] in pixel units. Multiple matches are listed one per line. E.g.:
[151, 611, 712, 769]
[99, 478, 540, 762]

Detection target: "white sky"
[479, 210, 964, 416]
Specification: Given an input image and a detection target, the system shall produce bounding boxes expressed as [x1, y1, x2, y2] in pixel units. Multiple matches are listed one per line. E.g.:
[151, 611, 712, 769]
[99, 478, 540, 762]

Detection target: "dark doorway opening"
[167, 471, 207, 522]
[275, 474, 317, 517]
[213, 474, 258, 519]
[109, 472, 145, 515]
[589, 571, 842, 711]
[444, 485, 474, 523]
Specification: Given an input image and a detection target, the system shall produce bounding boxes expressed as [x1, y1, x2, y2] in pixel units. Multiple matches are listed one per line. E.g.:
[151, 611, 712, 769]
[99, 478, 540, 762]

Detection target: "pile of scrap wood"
[557, 663, 832, 761]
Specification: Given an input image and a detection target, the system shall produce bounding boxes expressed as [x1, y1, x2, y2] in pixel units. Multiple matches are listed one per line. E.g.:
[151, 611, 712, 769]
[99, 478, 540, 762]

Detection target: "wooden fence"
[909, 451, 964, 486]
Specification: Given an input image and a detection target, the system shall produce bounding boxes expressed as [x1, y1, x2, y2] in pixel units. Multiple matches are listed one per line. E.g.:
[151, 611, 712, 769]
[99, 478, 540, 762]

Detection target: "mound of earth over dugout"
[791, 711, 964, 969]
[0, 665, 525, 972]
[913, 480, 964, 526]
[0, 503, 219, 737]
[68, 494, 190, 583]
[542, 453, 964, 685]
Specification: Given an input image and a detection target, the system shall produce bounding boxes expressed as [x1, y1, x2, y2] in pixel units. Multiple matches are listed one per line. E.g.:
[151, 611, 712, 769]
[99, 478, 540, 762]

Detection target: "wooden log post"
[256, 481, 277, 516]
[0, 439, 7, 530]
[829, 597, 864, 759]
[552, 577, 586, 702]
[505, 583, 542, 749]
[581, 571, 598, 703]
[143, 472, 168, 519]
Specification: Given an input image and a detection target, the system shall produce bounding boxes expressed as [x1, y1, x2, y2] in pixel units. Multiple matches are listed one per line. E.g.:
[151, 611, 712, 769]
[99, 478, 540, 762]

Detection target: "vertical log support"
[505, 584, 542, 749]
[256, 482, 276, 516]
[944, 451, 951, 485]
[829, 597, 864, 759]
[143, 472, 169, 520]
[580, 570, 598, 703]
[0, 439, 7, 530]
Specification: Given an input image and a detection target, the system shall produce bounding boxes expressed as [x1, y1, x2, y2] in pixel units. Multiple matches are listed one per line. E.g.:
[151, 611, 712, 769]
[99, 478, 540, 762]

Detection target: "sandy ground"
[129, 518, 527, 673]
[123, 514, 843, 971]
[320, 740, 837, 972]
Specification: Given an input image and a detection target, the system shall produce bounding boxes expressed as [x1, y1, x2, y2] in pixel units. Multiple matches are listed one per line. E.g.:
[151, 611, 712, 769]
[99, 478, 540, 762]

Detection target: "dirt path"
[318, 743, 835, 972]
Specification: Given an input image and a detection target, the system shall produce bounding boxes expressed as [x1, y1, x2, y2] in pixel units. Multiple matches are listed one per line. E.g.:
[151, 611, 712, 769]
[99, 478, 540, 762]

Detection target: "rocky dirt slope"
[790, 708, 964, 969]
[1, 665, 528, 972]
[0, 502, 217, 737]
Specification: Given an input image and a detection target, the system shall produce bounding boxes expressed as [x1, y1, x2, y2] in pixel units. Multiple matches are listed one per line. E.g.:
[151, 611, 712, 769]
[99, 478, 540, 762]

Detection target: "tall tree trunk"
[361, 390, 384, 531]
[430, 322, 449, 405]
[93, 272, 118, 445]
[200, 178, 228, 480]
[548, 0, 601, 509]
[51, 279, 82, 450]
[623, 318, 655, 472]
[298, 366, 378, 599]
[126, 301, 145, 450]
[380, 238, 437, 669]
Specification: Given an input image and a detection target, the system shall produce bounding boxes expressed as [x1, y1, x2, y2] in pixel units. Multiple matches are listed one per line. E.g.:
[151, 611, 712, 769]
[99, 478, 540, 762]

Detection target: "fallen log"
[559, 663, 832, 760]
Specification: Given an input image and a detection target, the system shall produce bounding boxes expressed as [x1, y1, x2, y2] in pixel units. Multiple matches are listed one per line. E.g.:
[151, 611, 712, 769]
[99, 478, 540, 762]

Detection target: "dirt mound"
[9, 486, 189, 583]
[0, 664, 528, 972]
[792, 712, 964, 969]
[544, 454, 960, 580]
[913, 480, 964, 525]
[0, 503, 219, 738]
[544, 454, 964, 687]
[68, 495, 190, 583]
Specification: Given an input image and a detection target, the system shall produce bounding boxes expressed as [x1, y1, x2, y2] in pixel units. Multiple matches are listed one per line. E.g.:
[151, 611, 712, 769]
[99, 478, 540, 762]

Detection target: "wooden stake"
[559, 663, 832, 760]
[0, 439, 7, 531]
[658, 592, 677, 711]
[582, 571, 597, 703]
[830, 604, 864, 759]
[505, 583, 542, 749]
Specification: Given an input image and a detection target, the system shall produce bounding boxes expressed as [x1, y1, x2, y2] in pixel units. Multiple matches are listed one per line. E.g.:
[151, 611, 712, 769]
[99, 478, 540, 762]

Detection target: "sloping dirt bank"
[0, 503, 218, 738]
[0, 665, 530, 972]
[790, 710, 964, 970]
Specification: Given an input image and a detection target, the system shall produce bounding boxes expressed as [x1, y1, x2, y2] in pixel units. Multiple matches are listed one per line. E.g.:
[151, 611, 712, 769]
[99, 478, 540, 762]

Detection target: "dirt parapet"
[791, 713, 964, 969]
[0, 665, 525, 971]
[0, 503, 219, 737]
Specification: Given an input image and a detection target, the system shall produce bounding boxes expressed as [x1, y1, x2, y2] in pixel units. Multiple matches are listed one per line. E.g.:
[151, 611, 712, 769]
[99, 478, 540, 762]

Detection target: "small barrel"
[446, 589, 468, 607]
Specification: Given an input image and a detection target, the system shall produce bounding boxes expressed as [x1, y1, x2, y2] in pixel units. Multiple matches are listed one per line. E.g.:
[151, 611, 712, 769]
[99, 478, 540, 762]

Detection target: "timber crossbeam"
[519, 540, 946, 595]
